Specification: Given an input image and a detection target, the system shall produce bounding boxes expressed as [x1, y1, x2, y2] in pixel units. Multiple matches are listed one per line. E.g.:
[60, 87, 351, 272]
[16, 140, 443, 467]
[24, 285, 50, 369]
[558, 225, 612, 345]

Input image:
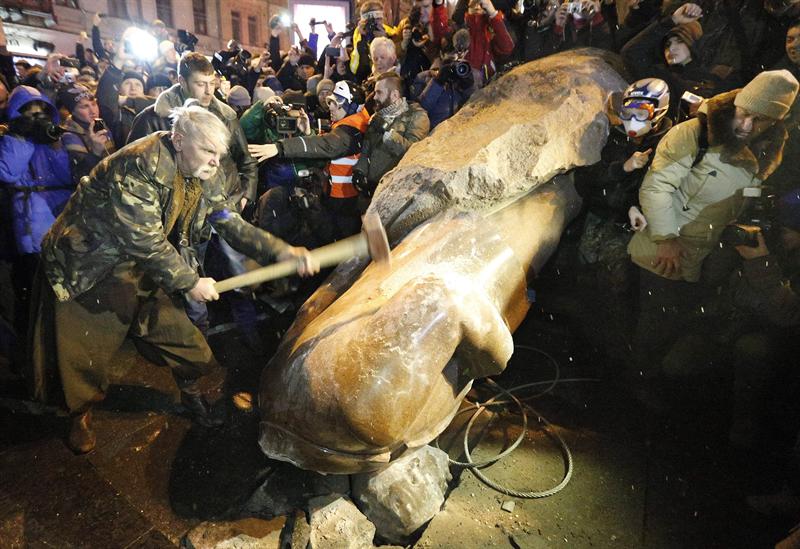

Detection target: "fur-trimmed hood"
[153, 83, 237, 123]
[700, 90, 788, 181]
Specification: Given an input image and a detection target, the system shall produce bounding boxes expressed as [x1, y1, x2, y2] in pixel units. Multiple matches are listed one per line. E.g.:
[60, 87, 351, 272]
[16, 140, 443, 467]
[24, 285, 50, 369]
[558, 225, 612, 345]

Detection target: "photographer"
[58, 85, 115, 177]
[627, 70, 798, 392]
[240, 93, 320, 192]
[552, 0, 613, 53]
[350, 1, 400, 84]
[463, 0, 515, 87]
[352, 72, 430, 200]
[621, 3, 720, 119]
[277, 46, 318, 92]
[0, 86, 73, 343]
[94, 20, 156, 147]
[724, 190, 800, 448]
[250, 81, 370, 240]
[515, 0, 562, 62]
[418, 30, 476, 127]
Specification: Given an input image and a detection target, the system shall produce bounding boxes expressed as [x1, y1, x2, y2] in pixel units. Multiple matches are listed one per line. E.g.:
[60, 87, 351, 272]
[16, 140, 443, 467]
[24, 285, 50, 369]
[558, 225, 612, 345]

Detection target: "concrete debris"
[185, 519, 285, 549]
[239, 465, 350, 519]
[501, 501, 516, 513]
[308, 495, 375, 549]
[351, 446, 451, 544]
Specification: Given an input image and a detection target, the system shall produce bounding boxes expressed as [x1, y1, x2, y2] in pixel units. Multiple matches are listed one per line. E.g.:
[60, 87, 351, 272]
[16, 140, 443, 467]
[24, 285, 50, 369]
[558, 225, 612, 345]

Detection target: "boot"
[67, 409, 96, 454]
[180, 391, 224, 428]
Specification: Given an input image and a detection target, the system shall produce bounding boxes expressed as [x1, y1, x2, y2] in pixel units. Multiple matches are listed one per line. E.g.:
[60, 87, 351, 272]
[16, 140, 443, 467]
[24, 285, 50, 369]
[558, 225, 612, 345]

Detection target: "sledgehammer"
[214, 212, 391, 294]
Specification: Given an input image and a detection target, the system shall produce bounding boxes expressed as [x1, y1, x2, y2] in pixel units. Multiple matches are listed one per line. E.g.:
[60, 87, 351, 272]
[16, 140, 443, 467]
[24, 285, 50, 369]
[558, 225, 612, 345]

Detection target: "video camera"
[438, 59, 472, 86]
[721, 188, 776, 248]
[213, 40, 252, 82]
[176, 29, 198, 53]
[264, 100, 306, 135]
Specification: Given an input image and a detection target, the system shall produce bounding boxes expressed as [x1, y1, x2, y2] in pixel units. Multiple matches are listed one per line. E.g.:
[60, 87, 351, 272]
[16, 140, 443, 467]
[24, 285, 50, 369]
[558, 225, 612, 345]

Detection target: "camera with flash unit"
[720, 187, 776, 248]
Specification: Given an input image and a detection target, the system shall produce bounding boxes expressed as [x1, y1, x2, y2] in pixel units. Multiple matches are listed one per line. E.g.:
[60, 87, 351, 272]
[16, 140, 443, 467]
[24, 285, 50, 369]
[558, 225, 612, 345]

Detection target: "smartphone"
[92, 118, 107, 133]
[324, 46, 340, 58]
[681, 91, 704, 105]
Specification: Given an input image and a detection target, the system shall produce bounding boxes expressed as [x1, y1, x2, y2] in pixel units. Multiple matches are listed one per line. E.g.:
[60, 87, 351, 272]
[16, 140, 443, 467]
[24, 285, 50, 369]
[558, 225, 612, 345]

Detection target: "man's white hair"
[369, 37, 396, 62]
[169, 99, 230, 153]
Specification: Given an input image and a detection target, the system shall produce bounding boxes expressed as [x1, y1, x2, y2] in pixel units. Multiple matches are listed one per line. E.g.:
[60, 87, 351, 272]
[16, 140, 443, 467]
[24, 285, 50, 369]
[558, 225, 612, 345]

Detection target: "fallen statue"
[258, 50, 627, 474]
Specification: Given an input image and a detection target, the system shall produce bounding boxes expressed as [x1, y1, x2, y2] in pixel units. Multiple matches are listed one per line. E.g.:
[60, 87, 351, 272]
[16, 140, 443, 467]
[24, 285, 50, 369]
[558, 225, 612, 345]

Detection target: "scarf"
[377, 97, 409, 125]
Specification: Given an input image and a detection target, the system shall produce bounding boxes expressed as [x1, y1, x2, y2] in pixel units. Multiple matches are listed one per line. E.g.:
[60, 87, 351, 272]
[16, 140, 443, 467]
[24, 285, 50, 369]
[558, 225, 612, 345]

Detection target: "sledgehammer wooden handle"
[214, 234, 369, 294]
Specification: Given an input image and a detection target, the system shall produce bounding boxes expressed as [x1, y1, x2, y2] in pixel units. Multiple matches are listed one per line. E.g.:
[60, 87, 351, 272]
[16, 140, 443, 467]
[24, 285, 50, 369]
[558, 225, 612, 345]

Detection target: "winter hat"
[734, 69, 800, 120]
[778, 188, 800, 231]
[316, 78, 335, 95]
[665, 21, 703, 51]
[146, 73, 172, 93]
[122, 71, 146, 88]
[227, 85, 251, 107]
[298, 54, 316, 68]
[254, 86, 276, 102]
[57, 84, 94, 113]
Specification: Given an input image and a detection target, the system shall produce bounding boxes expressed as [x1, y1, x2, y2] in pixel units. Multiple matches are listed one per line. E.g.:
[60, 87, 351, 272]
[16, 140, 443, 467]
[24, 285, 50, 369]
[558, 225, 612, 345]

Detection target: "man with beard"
[30, 104, 318, 454]
[351, 71, 429, 200]
[627, 69, 798, 396]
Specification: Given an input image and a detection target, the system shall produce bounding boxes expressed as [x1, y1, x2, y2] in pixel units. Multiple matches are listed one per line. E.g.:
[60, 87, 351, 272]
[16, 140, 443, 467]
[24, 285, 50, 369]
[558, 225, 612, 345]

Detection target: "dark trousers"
[30, 262, 220, 413]
[632, 268, 708, 380]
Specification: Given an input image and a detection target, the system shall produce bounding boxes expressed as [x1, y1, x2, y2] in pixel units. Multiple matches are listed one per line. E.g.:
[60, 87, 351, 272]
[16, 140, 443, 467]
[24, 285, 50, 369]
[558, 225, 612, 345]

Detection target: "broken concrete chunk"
[351, 446, 451, 544]
[501, 501, 516, 513]
[308, 495, 375, 549]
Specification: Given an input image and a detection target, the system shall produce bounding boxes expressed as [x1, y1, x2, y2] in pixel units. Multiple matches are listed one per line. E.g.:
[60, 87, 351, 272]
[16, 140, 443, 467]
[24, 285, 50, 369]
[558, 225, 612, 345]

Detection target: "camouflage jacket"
[41, 132, 290, 302]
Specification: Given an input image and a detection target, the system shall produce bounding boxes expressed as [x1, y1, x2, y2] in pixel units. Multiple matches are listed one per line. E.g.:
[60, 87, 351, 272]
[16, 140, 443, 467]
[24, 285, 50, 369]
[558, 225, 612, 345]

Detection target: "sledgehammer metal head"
[214, 213, 390, 294]
[361, 212, 391, 269]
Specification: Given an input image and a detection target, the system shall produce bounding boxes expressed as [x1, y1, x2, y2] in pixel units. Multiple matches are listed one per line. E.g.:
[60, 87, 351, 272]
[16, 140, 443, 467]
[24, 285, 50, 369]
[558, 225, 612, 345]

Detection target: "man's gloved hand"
[352, 169, 372, 197]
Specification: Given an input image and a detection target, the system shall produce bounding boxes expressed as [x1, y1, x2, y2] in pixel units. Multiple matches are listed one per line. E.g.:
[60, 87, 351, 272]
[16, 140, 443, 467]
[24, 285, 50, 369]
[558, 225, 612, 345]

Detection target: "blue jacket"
[0, 86, 73, 254]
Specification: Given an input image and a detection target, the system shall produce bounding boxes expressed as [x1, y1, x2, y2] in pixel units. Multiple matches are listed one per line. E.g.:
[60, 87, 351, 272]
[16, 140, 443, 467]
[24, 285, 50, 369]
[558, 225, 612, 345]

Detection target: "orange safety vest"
[328, 109, 370, 199]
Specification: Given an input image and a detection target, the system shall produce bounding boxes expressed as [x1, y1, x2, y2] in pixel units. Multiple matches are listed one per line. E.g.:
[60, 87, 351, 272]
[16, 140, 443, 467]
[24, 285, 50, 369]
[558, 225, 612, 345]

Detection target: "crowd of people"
[1, 0, 800, 533]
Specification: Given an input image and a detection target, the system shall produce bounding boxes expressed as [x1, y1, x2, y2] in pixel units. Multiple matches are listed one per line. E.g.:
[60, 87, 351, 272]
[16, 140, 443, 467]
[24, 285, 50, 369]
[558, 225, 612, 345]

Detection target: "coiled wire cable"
[436, 344, 600, 498]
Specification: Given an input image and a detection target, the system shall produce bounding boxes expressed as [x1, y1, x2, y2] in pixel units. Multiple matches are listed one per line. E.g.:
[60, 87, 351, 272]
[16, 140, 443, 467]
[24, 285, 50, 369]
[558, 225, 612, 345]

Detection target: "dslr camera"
[720, 187, 776, 248]
[408, 6, 426, 42]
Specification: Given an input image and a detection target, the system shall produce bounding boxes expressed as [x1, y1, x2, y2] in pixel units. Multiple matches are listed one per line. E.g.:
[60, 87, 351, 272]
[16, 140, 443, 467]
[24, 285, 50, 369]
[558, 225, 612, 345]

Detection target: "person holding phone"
[59, 84, 115, 177]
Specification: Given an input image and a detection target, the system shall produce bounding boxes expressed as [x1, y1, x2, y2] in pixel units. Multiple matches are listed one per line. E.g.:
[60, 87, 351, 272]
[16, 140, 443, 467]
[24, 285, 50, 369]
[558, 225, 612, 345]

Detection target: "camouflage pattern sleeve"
[109, 174, 199, 294]
[206, 194, 290, 265]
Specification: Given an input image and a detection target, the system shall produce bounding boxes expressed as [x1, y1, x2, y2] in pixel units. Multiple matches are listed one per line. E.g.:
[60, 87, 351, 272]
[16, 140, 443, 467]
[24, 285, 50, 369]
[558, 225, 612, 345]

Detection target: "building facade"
[1, 0, 291, 62]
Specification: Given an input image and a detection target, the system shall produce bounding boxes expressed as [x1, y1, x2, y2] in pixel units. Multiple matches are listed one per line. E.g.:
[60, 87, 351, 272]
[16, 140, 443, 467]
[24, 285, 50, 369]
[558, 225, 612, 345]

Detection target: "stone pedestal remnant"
[258, 49, 628, 474]
[308, 495, 376, 549]
[351, 445, 451, 544]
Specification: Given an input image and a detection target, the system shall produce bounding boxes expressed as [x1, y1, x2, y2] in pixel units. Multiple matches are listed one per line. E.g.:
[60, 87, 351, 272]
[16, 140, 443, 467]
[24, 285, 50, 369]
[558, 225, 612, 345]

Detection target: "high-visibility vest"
[328, 109, 370, 199]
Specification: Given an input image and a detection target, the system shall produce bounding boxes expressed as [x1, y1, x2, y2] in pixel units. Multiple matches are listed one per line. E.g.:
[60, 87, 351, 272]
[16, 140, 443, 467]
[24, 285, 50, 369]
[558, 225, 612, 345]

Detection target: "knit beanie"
[298, 54, 316, 68]
[734, 69, 800, 120]
[779, 188, 800, 232]
[146, 73, 172, 93]
[666, 21, 703, 51]
[253, 86, 276, 102]
[227, 85, 251, 107]
[57, 84, 94, 113]
[122, 71, 146, 88]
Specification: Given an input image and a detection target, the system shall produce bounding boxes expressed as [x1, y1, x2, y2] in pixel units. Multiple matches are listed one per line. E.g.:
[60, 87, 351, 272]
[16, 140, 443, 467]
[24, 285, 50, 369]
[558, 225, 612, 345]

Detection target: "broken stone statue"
[258, 49, 627, 474]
